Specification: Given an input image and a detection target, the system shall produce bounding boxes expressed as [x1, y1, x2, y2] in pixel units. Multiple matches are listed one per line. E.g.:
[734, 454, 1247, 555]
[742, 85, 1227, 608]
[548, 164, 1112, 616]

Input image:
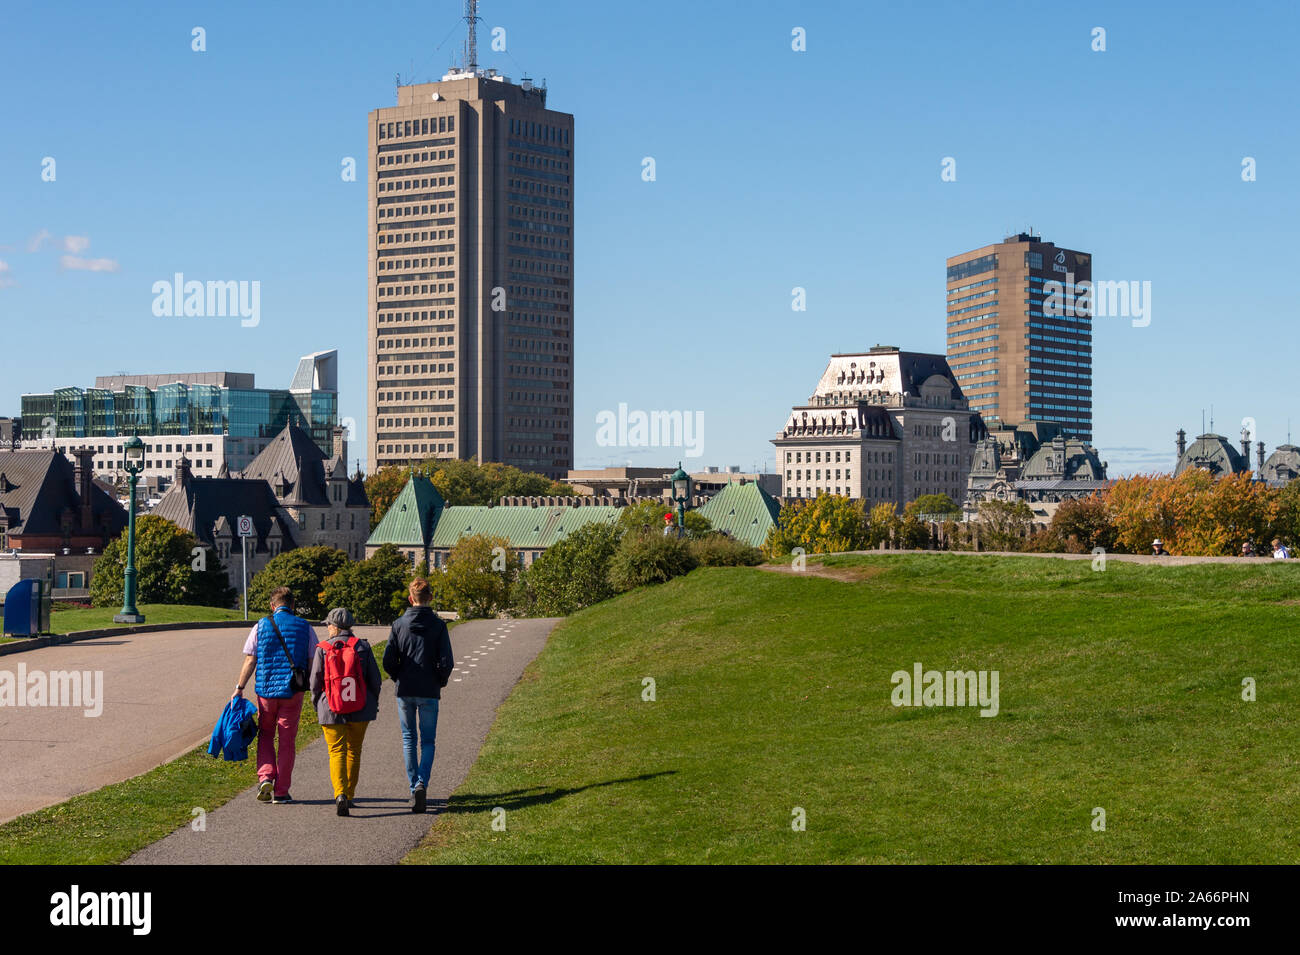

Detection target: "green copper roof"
[366, 474, 445, 547]
[428, 504, 622, 550]
[697, 481, 781, 548]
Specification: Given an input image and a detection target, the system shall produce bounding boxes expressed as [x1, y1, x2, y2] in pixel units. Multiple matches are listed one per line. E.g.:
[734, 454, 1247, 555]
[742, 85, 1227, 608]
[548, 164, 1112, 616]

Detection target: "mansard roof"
[1175, 433, 1248, 477]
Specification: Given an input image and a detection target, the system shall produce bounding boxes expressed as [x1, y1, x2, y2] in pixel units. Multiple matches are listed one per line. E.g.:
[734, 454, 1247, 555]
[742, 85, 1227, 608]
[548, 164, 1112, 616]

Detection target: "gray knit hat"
[324, 607, 355, 631]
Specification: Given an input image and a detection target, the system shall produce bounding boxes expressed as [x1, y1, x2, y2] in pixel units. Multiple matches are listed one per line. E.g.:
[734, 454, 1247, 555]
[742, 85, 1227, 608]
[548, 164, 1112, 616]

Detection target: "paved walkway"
[0, 623, 252, 824]
[127, 617, 558, 865]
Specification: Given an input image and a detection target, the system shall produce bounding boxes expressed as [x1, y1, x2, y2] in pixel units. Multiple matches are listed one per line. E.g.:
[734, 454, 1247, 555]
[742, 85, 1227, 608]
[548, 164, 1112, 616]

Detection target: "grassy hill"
[406, 554, 1300, 864]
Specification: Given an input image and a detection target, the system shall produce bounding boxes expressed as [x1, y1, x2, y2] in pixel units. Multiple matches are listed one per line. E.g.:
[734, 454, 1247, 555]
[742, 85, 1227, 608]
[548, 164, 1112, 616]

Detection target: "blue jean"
[397, 696, 440, 792]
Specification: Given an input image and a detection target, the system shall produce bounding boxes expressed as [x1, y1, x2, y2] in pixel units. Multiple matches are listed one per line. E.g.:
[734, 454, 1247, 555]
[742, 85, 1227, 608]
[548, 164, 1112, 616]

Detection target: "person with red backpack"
[309, 607, 383, 816]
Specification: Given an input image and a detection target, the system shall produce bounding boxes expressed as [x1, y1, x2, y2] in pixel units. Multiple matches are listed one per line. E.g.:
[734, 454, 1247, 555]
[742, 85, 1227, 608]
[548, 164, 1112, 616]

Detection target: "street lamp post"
[670, 463, 692, 539]
[114, 433, 146, 625]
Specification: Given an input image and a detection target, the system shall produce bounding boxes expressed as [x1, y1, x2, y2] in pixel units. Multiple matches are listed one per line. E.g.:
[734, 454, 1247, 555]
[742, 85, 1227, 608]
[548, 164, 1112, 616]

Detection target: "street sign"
[236, 515, 254, 620]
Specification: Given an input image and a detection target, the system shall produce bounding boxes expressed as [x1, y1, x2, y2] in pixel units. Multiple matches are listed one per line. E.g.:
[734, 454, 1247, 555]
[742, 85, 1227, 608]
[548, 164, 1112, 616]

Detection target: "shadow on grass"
[436, 770, 678, 816]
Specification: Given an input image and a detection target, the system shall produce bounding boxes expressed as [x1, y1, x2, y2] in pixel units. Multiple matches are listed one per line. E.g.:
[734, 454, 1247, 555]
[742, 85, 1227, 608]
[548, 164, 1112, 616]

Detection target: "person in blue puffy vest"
[231, 586, 318, 804]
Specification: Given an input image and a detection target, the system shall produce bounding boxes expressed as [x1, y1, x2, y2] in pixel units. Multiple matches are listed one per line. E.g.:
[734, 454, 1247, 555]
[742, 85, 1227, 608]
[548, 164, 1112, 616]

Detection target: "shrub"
[688, 533, 762, 567]
[608, 529, 697, 592]
[513, 522, 621, 616]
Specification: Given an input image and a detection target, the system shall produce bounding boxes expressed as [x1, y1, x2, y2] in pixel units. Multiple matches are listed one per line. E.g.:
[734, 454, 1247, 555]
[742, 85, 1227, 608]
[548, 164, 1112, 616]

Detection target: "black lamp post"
[670, 463, 692, 538]
[113, 433, 146, 624]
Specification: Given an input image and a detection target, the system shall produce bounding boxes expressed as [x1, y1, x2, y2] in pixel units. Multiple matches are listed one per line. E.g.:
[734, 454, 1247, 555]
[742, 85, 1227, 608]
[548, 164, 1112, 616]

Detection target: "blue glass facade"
[21, 381, 337, 456]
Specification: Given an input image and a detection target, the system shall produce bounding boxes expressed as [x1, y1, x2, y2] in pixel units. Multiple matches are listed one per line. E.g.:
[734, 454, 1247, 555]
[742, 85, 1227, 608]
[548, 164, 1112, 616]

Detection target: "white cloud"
[0, 260, 9, 272]
[26, 229, 52, 252]
[61, 235, 90, 253]
[60, 255, 120, 273]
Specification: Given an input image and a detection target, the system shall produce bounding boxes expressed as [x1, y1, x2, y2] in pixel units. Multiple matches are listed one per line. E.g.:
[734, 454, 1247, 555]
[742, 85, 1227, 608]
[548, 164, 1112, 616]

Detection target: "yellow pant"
[321, 722, 369, 800]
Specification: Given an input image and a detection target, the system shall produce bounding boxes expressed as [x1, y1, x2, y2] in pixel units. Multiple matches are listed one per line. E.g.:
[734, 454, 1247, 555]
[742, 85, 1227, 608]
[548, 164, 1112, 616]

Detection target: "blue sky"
[2, 0, 1296, 476]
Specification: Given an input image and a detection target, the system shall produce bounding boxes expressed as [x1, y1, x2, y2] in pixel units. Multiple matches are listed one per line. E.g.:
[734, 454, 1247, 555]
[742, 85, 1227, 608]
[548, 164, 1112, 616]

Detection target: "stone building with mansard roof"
[771, 346, 986, 508]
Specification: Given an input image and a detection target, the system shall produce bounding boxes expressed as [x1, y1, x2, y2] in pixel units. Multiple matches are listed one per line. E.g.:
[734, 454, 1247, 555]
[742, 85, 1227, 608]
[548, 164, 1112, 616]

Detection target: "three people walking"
[232, 578, 453, 815]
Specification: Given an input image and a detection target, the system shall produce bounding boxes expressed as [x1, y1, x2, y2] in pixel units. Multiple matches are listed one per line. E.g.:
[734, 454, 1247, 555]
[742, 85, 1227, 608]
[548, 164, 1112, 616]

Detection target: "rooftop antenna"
[463, 0, 480, 74]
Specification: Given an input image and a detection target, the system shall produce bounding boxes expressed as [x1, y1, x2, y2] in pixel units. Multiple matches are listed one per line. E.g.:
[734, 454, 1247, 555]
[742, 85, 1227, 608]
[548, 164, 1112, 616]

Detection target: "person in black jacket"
[382, 577, 454, 813]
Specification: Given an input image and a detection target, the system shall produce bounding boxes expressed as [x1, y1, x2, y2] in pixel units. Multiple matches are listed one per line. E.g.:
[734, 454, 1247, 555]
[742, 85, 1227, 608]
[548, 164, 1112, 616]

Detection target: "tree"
[1027, 494, 1116, 554]
[321, 543, 411, 625]
[443, 534, 516, 618]
[909, 493, 962, 519]
[763, 494, 867, 558]
[866, 502, 899, 549]
[617, 498, 712, 537]
[1270, 480, 1300, 550]
[1105, 473, 1174, 555]
[364, 467, 410, 530]
[608, 529, 697, 592]
[513, 522, 621, 616]
[1193, 473, 1272, 556]
[366, 458, 572, 527]
[89, 515, 236, 609]
[247, 545, 349, 620]
[898, 500, 936, 549]
[976, 500, 1034, 551]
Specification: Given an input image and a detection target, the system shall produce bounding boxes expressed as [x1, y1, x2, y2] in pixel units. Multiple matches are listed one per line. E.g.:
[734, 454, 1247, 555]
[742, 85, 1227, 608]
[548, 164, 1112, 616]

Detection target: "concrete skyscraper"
[367, 24, 574, 478]
[945, 233, 1092, 442]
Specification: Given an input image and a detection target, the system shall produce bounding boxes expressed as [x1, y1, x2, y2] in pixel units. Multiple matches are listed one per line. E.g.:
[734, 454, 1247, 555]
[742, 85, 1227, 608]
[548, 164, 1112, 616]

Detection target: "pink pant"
[256, 694, 304, 796]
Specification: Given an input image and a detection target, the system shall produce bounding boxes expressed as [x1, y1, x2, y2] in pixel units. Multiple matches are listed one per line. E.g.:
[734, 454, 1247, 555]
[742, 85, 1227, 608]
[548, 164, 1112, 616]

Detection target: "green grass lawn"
[0, 639, 390, 864]
[406, 554, 1300, 864]
[46, 603, 246, 635]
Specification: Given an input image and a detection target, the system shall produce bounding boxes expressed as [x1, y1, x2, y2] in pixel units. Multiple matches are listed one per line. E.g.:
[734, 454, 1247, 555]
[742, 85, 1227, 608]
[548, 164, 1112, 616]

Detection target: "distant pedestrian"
[1273, 539, 1291, 559]
[1151, 538, 1168, 556]
[310, 608, 382, 817]
[1241, 541, 1256, 557]
[382, 578, 454, 813]
[232, 587, 318, 804]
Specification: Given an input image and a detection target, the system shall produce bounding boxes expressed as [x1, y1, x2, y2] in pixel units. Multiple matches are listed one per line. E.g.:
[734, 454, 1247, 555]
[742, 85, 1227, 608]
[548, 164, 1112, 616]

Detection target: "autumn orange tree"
[764, 494, 868, 557]
[1268, 480, 1300, 547]
[1027, 493, 1115, 553]
[1105, 470, 1276, 555]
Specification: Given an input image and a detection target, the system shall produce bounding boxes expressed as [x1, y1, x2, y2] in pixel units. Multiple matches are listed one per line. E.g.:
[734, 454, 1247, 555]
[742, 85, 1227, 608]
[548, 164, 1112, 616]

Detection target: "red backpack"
[319, 636, 367, 715]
